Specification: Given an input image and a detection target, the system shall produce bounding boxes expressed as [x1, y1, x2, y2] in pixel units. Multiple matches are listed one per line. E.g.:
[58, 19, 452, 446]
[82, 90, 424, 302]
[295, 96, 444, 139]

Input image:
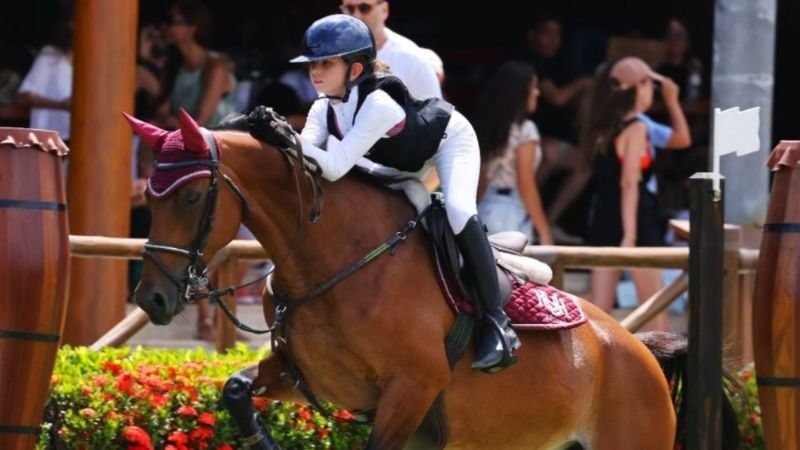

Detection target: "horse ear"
[177, 108, 209, 154]
[122, 112, 169, 150]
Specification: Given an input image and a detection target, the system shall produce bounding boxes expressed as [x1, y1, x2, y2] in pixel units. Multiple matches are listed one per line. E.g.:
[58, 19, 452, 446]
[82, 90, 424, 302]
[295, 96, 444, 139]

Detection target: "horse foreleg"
[366, 376, 446, 450]
[222, 352, 301, 450]
[223, 367, 281, 449]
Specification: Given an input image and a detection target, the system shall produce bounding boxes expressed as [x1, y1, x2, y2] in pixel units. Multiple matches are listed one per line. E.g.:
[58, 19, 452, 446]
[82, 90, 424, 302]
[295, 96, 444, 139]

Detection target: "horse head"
[127, 109, 249, 324]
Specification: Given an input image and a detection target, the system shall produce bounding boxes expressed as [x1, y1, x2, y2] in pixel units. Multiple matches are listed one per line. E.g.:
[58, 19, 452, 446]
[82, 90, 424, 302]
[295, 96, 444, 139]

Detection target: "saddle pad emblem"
[534, 289, 567, 318]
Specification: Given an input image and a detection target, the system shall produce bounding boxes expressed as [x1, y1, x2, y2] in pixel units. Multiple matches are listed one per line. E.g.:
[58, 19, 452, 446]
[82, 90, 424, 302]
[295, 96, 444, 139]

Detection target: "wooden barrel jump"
[754, 140, 800, 450]
[0, 128, 70, 450]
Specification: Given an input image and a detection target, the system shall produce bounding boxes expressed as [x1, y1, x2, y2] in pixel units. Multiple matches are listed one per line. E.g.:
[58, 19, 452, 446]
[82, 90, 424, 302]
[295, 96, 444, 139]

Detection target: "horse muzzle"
[134, 285, 184, 325]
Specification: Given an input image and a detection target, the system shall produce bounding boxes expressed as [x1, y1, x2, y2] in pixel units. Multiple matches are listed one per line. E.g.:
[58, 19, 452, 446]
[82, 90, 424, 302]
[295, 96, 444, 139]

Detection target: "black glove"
[247, 105, 295, 149]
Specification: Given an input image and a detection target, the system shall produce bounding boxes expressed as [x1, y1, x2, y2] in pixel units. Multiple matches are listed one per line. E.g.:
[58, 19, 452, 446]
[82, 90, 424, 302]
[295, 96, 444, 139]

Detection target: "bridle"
[141, 128, 324, 334]
[142, 130, 252, 304]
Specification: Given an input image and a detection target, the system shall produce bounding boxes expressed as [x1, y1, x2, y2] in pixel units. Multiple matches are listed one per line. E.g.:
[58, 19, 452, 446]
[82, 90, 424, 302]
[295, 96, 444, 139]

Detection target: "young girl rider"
[250, 14, 519, 372]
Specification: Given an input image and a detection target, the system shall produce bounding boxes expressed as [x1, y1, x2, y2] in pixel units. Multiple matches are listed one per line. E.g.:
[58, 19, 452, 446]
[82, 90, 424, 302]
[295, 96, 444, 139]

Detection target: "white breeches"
[432, 110, 480, 233]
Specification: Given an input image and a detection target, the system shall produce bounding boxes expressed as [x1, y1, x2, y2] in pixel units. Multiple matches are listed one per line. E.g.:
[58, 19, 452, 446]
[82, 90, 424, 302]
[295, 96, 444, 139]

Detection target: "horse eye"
[183, 190, 202, 205]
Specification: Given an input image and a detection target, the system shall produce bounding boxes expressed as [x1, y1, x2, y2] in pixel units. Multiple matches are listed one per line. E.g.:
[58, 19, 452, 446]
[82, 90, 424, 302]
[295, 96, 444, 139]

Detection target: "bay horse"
[130, 109, 711, 450]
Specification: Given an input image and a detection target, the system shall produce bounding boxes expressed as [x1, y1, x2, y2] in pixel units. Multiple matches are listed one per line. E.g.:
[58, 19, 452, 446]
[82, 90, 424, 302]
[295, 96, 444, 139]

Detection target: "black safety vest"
[326, 75, 454, 172]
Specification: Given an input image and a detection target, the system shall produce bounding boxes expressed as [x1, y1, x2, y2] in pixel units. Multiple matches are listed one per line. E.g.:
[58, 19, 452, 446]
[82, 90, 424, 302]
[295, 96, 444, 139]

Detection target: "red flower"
[333, 410, 354, 420]
[252, 397, 270, 412]
[197, 412, 216, 426]
[168, 430, 189, 445]
[116, 374, 136, 396]
[317, 428, 329, 439]
[79, 408, 96, 418]
[150, 393, 169, 408]
[190, 427, 215, 441]
[92, 374, 108, 387]
[177, 405, 198, 417]
[298, 409, 312, 421]
[102, 360, 122, 375]
[123, 426, 153, 450]
[216, 445, 234, 450]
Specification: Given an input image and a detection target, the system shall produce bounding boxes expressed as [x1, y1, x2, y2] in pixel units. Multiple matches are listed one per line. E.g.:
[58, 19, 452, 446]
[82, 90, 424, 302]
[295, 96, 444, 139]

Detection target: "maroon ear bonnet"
[122, 110, 215, 198]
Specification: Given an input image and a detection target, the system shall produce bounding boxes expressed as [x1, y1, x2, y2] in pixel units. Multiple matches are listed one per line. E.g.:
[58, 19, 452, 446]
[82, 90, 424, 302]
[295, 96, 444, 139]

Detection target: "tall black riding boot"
[456, 215, 521, 373]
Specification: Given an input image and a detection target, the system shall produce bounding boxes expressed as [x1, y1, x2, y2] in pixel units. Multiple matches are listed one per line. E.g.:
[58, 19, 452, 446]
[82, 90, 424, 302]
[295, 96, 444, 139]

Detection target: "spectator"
[475, 61, 553, 245]
[135, 23, 167, 123]
[517, 13, 593, 244]
[420, 47, 445, 87]
[129, 23, 167, 301]
[17, 14, 73, 142]
[156, 0, 237, 130]
[579, 57, 690, 331]
[339, 0, 441, 100]
[652, 17, 710, 216]
[156, 0, 237, 340]
[656, 18, 706, 104]
[339, 1, 444, 192]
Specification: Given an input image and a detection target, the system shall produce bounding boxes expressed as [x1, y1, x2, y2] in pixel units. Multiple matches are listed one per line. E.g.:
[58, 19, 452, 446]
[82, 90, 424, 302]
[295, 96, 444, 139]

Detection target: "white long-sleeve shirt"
[378, 28, 442, 100]
[300, 85, 406, 181]
[18, 46, 72, 139]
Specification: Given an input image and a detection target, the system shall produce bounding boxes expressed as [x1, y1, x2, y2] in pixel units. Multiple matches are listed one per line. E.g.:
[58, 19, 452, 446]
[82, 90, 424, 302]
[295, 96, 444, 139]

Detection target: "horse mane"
[213, 112, 251, 132]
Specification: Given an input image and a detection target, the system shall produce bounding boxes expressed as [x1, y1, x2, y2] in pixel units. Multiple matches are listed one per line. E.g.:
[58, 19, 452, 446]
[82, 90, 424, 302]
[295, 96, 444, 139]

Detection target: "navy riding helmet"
[291, 14, 377, 100]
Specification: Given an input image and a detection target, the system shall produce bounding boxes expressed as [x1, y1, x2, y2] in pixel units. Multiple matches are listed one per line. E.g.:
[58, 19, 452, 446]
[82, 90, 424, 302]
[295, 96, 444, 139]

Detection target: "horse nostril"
[152, 292, 166, 310]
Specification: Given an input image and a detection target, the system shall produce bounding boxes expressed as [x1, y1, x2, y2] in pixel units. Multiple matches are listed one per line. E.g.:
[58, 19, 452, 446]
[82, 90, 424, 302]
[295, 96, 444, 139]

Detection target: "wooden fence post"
[64, 0, 138, 345]
[215, 257, 239, 353]
[722, 224, 751, 368]
[686, 173, 724, 450]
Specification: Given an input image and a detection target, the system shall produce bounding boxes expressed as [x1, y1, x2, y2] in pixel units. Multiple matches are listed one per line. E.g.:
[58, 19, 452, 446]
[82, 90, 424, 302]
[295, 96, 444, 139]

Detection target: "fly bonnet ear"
[178, 108, 210, 155]
[121, 112, 169, 150]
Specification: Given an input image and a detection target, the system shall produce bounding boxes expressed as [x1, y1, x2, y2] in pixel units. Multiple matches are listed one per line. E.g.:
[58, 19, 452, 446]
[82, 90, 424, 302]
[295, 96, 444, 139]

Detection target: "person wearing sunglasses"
[339, 0, 441, 101]
[250, 14, 521, 373]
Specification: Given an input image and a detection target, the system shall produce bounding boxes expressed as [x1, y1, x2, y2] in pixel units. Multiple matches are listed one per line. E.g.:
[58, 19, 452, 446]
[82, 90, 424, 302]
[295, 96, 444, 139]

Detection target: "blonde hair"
[371, 59, 392, 76]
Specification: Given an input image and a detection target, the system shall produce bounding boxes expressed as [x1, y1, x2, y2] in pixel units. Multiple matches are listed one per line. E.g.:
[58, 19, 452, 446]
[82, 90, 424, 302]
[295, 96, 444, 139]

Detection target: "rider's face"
[309, 58, 348, 97]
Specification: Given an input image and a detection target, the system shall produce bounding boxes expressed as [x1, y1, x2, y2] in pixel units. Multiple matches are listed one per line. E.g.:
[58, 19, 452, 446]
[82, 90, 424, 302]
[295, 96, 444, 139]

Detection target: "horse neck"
[217, 132, 418, 297]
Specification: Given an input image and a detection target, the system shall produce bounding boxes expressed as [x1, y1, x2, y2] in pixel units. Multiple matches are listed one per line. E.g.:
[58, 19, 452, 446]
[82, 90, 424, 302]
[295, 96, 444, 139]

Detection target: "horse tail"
[635, 331, 740, 450]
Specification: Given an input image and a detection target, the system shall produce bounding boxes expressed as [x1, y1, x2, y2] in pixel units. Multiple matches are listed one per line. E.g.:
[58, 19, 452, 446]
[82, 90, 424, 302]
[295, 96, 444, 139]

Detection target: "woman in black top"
[580, 57, 690, 331]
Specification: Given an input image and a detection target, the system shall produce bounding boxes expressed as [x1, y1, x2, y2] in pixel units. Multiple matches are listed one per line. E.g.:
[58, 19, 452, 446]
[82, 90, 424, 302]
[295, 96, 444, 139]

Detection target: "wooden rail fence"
[71, 230, 758, 365]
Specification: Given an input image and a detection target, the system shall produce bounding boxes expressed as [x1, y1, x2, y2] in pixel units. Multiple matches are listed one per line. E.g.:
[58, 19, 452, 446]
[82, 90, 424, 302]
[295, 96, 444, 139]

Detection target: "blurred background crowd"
[1, 0, 797, 340]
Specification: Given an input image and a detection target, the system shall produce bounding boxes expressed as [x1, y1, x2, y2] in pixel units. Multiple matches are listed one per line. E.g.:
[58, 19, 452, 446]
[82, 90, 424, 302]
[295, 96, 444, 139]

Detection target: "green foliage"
[38, 346, 768, 449]
[729, 364, 765, 450]
[38, 345, 370, 450]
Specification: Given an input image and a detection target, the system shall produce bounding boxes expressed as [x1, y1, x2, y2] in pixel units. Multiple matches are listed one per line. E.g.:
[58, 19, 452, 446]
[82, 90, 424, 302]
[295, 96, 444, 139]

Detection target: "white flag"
[713, 107, 760, 157]
[712, 107, 760, 191]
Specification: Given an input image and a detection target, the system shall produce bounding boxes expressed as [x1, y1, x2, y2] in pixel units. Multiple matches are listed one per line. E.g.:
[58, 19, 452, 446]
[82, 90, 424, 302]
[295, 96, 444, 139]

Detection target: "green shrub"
[729, 364, 765, 449]
[39, 346, 767, 449]
[38, 345, 370, 450]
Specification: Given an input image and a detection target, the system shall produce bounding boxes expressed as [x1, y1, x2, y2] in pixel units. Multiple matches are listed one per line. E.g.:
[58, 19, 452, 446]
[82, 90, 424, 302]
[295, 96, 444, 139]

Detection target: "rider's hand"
[247, 106, 293, 149]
